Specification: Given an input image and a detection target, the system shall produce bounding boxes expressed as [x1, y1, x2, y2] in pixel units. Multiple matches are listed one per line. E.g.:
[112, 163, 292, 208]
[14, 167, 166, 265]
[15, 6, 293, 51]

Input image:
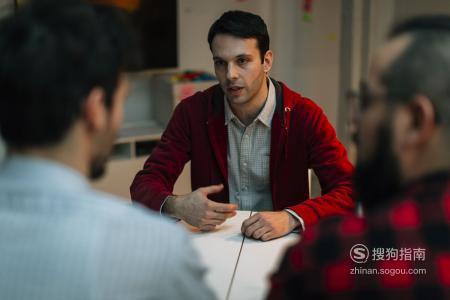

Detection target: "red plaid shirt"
[268, 171, 450, 299]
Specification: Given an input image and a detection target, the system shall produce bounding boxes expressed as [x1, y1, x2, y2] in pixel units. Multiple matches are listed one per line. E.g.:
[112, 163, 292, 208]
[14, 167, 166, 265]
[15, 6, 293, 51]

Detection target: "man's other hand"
[241, 211, 299, 241]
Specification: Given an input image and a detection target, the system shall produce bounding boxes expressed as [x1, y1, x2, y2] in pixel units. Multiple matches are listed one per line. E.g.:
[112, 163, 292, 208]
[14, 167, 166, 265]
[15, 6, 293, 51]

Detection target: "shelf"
[111, 74, 216, 160]
[111, 123, 163, 160]
[111, 143, 132, 160]
[136, 140, 159, 157]
[116, 122, 164, 143]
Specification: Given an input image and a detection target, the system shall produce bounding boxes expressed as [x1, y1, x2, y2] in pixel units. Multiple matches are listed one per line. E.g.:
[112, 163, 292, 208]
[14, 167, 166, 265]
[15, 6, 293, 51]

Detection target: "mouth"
[227, 86, 244, 96]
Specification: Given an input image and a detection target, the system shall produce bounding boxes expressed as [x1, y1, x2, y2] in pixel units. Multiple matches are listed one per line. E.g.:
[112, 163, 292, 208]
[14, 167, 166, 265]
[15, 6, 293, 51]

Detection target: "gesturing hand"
[165, 184, 238, 231]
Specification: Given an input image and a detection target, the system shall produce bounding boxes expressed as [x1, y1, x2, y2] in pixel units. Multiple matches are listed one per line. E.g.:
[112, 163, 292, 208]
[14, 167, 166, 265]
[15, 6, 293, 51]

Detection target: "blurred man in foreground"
[0, 1, 214, 299]
[268, 15, 450, 299]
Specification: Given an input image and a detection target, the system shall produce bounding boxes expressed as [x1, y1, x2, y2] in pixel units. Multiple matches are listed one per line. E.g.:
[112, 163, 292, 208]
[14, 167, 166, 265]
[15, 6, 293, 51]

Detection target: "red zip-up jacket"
[130, 79, 355, 226]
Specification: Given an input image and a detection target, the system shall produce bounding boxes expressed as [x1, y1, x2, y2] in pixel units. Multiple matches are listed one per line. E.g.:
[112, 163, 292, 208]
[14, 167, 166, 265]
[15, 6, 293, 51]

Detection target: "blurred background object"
[93, 0, 177, 71]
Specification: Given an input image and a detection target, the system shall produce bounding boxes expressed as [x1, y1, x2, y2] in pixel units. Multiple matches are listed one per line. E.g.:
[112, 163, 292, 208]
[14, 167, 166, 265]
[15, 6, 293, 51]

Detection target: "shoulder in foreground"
[81, 189, 183, 234]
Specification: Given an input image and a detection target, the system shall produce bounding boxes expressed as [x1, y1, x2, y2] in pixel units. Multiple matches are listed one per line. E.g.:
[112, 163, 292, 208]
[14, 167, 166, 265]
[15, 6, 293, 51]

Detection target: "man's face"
[354, 36, 410, 210]
[89, 74, 129, 180]
[353, 88, 402, 210]
[211, 34, 272, 108]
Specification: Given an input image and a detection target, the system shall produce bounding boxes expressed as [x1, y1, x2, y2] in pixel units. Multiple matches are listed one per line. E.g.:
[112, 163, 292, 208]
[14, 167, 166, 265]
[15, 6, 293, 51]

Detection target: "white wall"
[395, 0, 450, 22]
[273, 0, 341, 127]
[178, 0, 272, 73]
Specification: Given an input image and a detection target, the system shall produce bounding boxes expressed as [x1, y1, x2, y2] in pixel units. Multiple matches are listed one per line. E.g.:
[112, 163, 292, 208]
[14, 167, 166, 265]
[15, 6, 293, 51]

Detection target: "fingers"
[261, 232, 273, 241]
[241, 213, 276, 241]
[253, 226, 271, 240]
[204, 202, 237, 223]
[243, 220, 274, 241]
[241, 213, 260, 233]
[196, 206, 234, 229]
[204, 210, 232, 222]
[243, 220, 264, 237]
[242, 214, 266, 238]
[211, 202, 238, 214]
[205, 210, 226, 222]
[184, 185, 238, 230]
[198, 211, 230, 231]
[199, 224, 216, 231]
[202, 215, 227, 226]
[199, 184, 224, 196]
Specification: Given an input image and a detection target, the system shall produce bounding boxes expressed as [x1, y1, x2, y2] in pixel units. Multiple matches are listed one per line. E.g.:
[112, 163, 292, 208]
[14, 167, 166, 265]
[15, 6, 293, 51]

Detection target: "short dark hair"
[382, 15, 450, 129]
[207, 10, 269, 62]
[0, 0, 135, 148]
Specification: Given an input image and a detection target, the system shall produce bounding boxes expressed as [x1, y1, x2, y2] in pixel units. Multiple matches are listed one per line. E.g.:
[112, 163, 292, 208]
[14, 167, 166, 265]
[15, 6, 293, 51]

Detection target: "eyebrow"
[213, 54, 253, 61]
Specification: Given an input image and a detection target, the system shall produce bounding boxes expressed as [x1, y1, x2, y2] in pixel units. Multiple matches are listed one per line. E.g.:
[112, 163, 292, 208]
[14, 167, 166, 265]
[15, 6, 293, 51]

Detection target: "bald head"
[371, 16, 450, 132]
[369, 35, 411, 94]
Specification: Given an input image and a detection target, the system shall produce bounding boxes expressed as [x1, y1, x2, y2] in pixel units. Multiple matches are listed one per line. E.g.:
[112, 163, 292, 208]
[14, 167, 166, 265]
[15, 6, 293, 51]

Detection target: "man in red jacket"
[131, 10, 354, 241]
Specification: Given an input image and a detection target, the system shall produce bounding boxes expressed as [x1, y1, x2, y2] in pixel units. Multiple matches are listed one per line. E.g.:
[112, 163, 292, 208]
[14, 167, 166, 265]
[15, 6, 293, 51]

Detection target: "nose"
[226, 63, 238, 81]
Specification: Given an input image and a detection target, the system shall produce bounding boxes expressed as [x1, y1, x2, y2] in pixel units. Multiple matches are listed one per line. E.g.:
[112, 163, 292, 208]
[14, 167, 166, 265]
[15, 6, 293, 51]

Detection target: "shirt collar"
[0, 154, 89, 191]
[224, 95, 236, 126]
[258, 78, 276, 127]
[224, 77, 276, 128]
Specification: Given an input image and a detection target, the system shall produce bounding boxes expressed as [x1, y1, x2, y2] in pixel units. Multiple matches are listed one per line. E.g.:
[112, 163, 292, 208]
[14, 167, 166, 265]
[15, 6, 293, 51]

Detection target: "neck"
[9, 125, 89, 177]
[229, 78, 269, 126]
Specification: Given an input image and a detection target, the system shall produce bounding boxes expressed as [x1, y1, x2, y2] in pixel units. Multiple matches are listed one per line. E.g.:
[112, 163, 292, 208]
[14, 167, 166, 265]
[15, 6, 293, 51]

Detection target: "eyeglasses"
[346, 81, 388, 145]
[348, 81, 389, 111]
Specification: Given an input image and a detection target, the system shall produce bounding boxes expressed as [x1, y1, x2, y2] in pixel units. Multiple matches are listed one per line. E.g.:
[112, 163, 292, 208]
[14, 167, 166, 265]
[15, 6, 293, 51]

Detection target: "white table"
[180, 211, 299, 300]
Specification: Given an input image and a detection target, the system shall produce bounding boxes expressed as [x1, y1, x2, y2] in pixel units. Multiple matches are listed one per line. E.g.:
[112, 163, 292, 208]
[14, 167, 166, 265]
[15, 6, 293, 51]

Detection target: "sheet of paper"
[180, 211, 251, 300]
[228, 231, 299, 300]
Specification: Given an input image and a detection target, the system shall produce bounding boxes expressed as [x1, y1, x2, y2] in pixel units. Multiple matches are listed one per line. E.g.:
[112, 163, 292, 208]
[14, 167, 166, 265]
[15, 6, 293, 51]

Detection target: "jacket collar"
[207, 86, 228, 183]
[207, 78, 289, 123]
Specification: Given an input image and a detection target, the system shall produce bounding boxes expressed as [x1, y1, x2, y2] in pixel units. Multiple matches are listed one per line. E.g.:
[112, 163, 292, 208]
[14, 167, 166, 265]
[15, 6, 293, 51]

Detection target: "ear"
[83, 87, 107, 133]
[263, 50, 273, 74]
[405, 94, 436, 146]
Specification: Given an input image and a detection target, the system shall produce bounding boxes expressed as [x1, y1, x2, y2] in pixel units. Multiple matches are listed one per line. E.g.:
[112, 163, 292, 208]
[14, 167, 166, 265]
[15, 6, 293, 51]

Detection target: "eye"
[237, 57, 248, 65]
[214, 60, 226, 67]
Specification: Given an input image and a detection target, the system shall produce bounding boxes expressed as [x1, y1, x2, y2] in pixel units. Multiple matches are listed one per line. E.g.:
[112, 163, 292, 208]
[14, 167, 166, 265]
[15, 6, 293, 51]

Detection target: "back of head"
[207, 10, 269, 61]
[354, 15, 450, 210]
[0, 0, 134, 149]
[383, 15, 450, 133]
